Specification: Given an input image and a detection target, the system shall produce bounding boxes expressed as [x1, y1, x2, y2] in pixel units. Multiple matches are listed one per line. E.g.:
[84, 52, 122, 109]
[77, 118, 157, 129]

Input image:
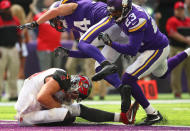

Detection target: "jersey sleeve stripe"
[128, 20, 146, 32]
[82, 16, 112, 41]
[131, 49, 159, 76]
[61, 0, 69, 4]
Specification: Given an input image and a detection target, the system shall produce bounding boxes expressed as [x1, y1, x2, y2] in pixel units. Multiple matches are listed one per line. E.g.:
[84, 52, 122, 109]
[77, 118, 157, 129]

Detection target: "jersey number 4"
[74, 18, 91, 31]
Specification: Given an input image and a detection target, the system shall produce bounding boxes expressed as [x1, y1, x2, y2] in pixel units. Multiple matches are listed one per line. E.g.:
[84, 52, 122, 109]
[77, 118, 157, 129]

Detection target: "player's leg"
[134, 46, 190, 125]
[94, 45, 132, 113]
[160, 48, 190, 78]
[93, 24, 129, 87]
[78, 17, 118, 79]
[18, 108, 69, 126]
[66, 103, 139, 124]
[94, 45, 122, 88]
[92, 23, 129, 82]
[124, 48, 169, 126]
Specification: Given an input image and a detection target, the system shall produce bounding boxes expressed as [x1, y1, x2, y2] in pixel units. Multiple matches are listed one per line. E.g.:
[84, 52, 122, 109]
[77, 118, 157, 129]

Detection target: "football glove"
[54, 46, 69, 57]
[17, 21, 38, 30]
[98, 32, 112, 46]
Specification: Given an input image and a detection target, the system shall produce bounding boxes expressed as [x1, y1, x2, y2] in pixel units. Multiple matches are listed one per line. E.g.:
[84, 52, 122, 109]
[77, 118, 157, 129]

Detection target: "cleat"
[120, 101, 139, 124]
[135, 111, 163, 126]
[92, 61, 118, 81]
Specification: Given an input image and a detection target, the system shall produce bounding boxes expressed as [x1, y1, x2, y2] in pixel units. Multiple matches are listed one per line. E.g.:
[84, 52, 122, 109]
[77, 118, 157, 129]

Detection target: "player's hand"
[17, 21, 38, 30]
[65, 91, 79, 100]
[54, 46, 69, 57]
[98, 32, 112, 46]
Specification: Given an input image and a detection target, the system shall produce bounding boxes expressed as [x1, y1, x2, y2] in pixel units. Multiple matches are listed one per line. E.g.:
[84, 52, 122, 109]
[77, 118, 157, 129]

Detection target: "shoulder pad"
[52, 70, 70, 91]
[128, 18, 147, 32]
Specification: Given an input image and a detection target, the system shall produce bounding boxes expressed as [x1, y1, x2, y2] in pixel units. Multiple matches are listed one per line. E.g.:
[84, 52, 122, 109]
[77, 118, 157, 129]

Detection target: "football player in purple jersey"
[18, 0, 117, 79]
[97, 0, 190, 126]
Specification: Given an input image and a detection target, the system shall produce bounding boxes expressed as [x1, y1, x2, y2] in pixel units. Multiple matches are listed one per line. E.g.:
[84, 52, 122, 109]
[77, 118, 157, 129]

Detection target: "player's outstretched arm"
[36, 3, 78, 25]
[17, 3, 78, 30]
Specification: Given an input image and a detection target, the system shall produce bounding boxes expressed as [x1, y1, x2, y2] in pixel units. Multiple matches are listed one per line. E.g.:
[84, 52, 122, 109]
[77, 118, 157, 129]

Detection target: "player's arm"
[37, 77, 62, 109]
[17, 3, 78, 30]
[110, 31, 144, 56]
[36, 3, 78, 25]
[99, 30, 144, 56]
[99, 17, 146, 56]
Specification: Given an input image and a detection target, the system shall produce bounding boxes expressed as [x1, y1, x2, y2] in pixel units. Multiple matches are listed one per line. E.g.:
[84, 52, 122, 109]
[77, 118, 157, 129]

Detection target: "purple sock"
[161, 51, 188, 78]
[122, 73, 150, 109]
[96, 66, 121, 88]
[78, 41, 106, 63]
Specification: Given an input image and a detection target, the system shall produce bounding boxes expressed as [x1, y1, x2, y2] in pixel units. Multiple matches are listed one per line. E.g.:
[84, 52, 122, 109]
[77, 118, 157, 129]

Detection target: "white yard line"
[0, 100, 190, 106]
[81, 100, 190, 105]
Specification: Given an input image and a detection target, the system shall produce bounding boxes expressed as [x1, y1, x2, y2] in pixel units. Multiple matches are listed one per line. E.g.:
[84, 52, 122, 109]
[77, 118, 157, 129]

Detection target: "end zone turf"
[0, 120, 190, 131]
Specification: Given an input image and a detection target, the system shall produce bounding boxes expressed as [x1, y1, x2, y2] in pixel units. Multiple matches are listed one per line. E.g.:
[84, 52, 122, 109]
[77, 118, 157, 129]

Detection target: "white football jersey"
[15, 68, 66, 115]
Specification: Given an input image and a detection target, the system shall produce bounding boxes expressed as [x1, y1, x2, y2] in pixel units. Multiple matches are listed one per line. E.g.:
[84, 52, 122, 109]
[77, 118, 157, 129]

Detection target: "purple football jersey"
[60, 0, 108, 34]
[118, 4, 169, 53]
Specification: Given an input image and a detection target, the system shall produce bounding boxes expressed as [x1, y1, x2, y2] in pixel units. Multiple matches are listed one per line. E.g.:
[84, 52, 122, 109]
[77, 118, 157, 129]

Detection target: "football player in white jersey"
[15, 68, 138, 126]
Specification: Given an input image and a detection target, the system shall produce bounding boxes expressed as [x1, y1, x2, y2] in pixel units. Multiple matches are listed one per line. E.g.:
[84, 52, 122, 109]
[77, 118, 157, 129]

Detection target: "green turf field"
[0, 93, 190, 126]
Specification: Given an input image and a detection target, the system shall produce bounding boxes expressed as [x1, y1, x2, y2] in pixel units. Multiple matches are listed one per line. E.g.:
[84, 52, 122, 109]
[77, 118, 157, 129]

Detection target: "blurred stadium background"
[0, 0, 190, 128]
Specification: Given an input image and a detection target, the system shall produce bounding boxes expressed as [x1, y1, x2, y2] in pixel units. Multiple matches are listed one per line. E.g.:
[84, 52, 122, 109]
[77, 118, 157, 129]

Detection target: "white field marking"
[81, 100, 190, 105]
[172, 108, 190, 111]
[0, 102, 16, 106]
[0, 100, 190, 106]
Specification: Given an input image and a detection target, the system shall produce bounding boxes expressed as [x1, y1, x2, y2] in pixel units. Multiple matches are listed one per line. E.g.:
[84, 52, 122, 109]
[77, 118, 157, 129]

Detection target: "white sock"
[145, 105, 157, 115]
[184, 48, 190, 56]
[62, 103, 81, 117]
[114, 113, 120, 122]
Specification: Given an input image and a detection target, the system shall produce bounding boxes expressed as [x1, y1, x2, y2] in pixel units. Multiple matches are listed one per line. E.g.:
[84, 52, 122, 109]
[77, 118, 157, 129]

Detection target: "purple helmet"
[107, 0, 132, 22]
[49, 1, 69, 32]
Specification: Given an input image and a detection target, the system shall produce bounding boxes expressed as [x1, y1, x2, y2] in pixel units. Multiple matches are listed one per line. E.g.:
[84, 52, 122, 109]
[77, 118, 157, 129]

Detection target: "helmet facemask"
[49, 16, 68, 32]
[107, 6, 122, 21]
[69, 75, 92, 102]
[49, 1, 69, 32]
[107, 0, 132, 23]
